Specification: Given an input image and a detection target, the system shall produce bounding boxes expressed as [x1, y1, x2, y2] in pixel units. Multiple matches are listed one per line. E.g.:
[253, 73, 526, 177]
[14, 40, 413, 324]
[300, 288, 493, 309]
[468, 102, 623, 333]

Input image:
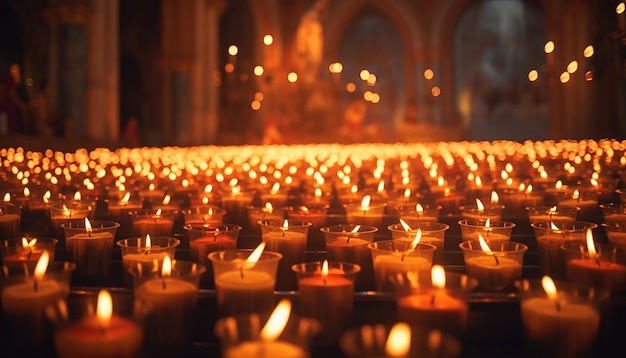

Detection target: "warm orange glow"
[541, 275, 558, 301]
[360, 195, 371, 209]
[260, 299, 291, 341]
[572, 189, 580, 200]
[224, 63, 234, 73]
[490, 191, 499, 204]
[385, 322, 411, 357]
[346, 82, 356, 92]
[34, 251, 49, 280]
[162, 255, 172, 277]
[431, 265, 446, 289]
[145, 234, 151, 249]
[254, 66, 264, 76]
[281, 219, 289, 229]
[550, 222, 561, 231]
[424, 68, 434, 80]
[585, 229, 597, 258]
[244, 242, 266, 269]
[478, 234, 494, 255]
[329, 62, 343, 74]
[416, 203, 424, 213]
[359, 69, 370, 81]
[528, 69, 539, 82]
[567, 61, 578, 74]
[287, 72, 298, 83]
[251, 100, 261, 110]
[410, 229, 422, 249]
[96, 290, 113, 328]
[544, 41, 555, 54]
[371, 93, 381, 103]
[476, 198, 485, 211]
[263, 35, 273, 45]
[321, 260, 329, 278]
[617, 2, 625, 15]
[22, 237, 37, 248]
[85, 218, 92, 232]
[585, 71, 593, 81]
[3, 193, 9, 202]
[559, 71, 570, 83]
[121, 192, 131, 204]
[254, 92, 264, 101]
[431, 87, 441, 97]
[162, 194, 171, 205]
[228, 45, 238, 56]
[583, 45, 594, 58]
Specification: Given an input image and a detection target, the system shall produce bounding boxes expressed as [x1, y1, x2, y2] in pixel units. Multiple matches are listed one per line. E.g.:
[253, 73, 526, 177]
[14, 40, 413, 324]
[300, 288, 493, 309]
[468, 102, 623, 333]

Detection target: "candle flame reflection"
[22, 237, 37, 248]
[385, 322, 411, 357]
[162, 255, 172, 277]
[431, 265, 446, 289]
[145, 234, 152, 249]
[260, 299, 291, 341]
[541, 275, 558, 301]
[476, 198, 485, 211]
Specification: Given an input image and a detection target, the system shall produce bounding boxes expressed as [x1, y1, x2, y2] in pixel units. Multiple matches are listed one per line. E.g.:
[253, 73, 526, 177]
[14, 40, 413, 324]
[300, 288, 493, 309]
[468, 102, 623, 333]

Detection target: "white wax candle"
[464, 256, 522, 290]
[215, 270, 275, 316]
[373, 255, 430, 292]
[225, 340, 306, 358]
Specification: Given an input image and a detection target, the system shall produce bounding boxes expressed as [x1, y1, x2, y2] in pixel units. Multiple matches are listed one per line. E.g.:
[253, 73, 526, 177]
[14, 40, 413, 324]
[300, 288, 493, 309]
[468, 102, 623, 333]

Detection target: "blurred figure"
[122, 116, 140, 147]
[0, 62, 28, 134]
[31, 79, 57, 137]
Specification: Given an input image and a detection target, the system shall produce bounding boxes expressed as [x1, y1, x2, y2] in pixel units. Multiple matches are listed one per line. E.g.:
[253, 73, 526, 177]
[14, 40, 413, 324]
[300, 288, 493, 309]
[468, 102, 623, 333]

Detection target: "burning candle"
[526, 205, 579, 225]
[62, 218, 119, 277]
[131, 209, 177, 237]
[293, 260, 360, 344]
[395, 265, 475, 338]
[517, 276, 601, 358]
[208, 243, 282, 317]
[107, 192, 142, 237]
[396, 203, 441, 224]
[344, 195, 387, 228]
[458, 218, 515, 242]
[388, 220, 449, 265]
[116, 235, 180, 285]
[49, 202, 94, 242]
[0, 236, 58, 270]
[459, 198, 504, 221]
[54, 290, 143, 358]
[220, 184, 254, 226]
[562, 229, 626, 292]
[459, 235, 527, 290]
[557, 189, 600, 223]
[369, 239, 435, 292]
[0, 202, 21, 239]
[322, 224, 377, 291]
[285, 204, 329, 252]
[1, 252, 75, 348]
[182, 205, 226, 226]
[259, 219, 311, 291]
[131, 256, 204, 357]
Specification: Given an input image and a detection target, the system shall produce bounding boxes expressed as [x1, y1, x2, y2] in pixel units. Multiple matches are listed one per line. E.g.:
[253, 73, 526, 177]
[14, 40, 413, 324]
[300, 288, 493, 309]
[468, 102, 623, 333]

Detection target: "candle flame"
[321, 260, 329, 278]
[431, 265, 446, 289]
[377, 180, 385, 193]
[145, 234, 152, 249]
[34, 251, 49, 280]
[478, 234, 494, 255]
[3, 193, 9, 202]
[555, 180, 563, 190]
[476, 198, 485, 211]
[21, 237, 37, 248]
[264, 202, 274, 212]
[360, 195, 371, 209]
[437, 176, 444, 187]
[409, 229, 422, 249]
[260, 299, 292, 341]
[162, 194, 171, 205]
[585, 229, 597, 257]
[162, 255, 172, 277]
[490, 191, 499, 204]
[549, 206, 557, 213]
[550, 222, 561, 231]
[525, 184, 533, 194]
[385, 322, 411, 357]
[85, 218, 92, 232]
[484, 218, 491, 228]
[314, 188, 322, 198]
[155, 208, 162, 216]
[62, 205, 71, 216]
[350, 225, 361, 233]
[96, 290, 113, 328]
[572, 189, 580, 200]
[416, 203, 424, 213]
[399, 219, 412, 231]
[73, 191, 81, 201]
[444, 187, 450, 197]
[403, 188, 411, 199]
[244, 242, 266, 269]
[281, 219, 289, 229]
[541, 275, 558, 301]
[43, 191, 51, 204]
[475, 176, 482, 187]
[121, 192, 131, 203]
[204, 184, 213, 194]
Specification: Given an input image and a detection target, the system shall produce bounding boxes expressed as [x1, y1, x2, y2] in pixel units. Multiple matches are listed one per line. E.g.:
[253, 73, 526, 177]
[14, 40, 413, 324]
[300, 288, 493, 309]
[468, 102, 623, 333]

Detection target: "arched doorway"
[453, 0, 548, 141]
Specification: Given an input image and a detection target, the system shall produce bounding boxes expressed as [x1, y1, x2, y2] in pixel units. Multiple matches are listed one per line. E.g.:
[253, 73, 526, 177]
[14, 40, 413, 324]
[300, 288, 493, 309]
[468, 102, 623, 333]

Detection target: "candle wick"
[555, 300, 561, 312]
[430, 293, 436, 306]
[240, 267, 245, 279]
[33, 279, 38, 292]
[362, 209, 366, 217]
[323, 277, 327, 285]
[594, 256, 601, 267]
[346, 236, 351, 244]
[401, 254, 406, 262]
[143, 249, 151, 255]
[27, 250, 32, 261]
[493, 254, 499, 266]
[162, 279, 167, 290]
[282, 230, 285, 238]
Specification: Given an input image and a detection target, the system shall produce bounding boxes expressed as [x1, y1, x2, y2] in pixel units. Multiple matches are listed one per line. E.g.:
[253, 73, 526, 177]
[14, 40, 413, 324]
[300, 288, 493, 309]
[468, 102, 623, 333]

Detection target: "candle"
[259, 219, 311, 291]
[531, 221, 597, 280]
[369, 239, 435, 292]
[0, 202, 21, 239]
[526, 205, 579, 225]
[131, 209, 176, 237]
[116, 235, 180, 285]
[460, 236, 527, 290]
[131, 256, 204, 357]
[458, 219, 515, 243]
[562, 230, 626, 291]
[62, 219, 119, 277]
[220, 185, 254, 226]
[293, 260, 359, 344]
[396, 203, 441, 224]
[459, 200, 505, 221]
[558, 189, 600, 223]
[182, 205, 226, 226]
[388, 221, 449, 265]
[49, 203, 93, 242]
[261, 182, 289, 207]
[209, 243, 282, 316]
[107, 192, 142, 237]
[1, 253, 75, 348]
[344, 195, 387, 228]
[54, 290, 143, 358]
[0, 237, 57, 270]
[247, 202, 285, 234]
[285, 204, 329, 252]
[518, 277, 601, 358]
[395, 265, 474, 338]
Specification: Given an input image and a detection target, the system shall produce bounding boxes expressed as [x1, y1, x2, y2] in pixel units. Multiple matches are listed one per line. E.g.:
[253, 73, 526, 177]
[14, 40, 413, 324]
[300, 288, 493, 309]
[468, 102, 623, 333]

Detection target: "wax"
[536, 234, 580, 280]
[66, 232, 114, 277]
[132, 218, 174, 237]
[397, 290, 468, 336]
[189, 234, 237, 268]
[55, 314, 143, 358]
[603, 213, 626, 227]
[1, 249, 44, 268]
[224, 340, 306, 358]
[464, 256, 522, 290]
[263, 231, 307, 291]
[373, 255, 431, 292]
[215, 270, 276, 316]
[298, 273, 354, 343]
[325, 237, 373, 291]
[521, 297, 599, 357]
[461, 231, 510, 243]
[0, 213, 20, 239]
[567, 258, 626, 291]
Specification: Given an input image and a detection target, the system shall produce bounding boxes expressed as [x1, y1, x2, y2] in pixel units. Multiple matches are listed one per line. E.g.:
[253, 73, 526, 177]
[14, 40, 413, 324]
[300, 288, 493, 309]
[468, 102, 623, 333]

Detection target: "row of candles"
[1, 138, 626, 357]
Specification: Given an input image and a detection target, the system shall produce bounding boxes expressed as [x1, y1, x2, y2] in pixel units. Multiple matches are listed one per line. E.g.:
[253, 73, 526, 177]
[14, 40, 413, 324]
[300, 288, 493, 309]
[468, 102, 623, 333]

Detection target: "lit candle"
[369, 239, 435, 292]
[344, 195, 387, 228]
[116, 235, 180, 285]
[62, 218, 119, 277]
[323, 224, 376, 291]
[0, 236, 57, 270]
[54, 290, 143, 358]
[107, 192, 142, 236]
[0, 202, 21, 239]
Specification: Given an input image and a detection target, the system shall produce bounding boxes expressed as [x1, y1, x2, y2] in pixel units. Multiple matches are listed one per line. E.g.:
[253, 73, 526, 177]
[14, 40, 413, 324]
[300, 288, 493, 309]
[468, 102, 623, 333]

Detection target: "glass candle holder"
[0, 202, 21, 240]
[459, 204, 505, 221]
[182, 205, 226, 226]
[557, 190, 600, 223]
[526, 205, 579, 225]
[458, 219, 515, 242]
[214, 304, 321, 358]
[292, 261, 360, 345]
[321, 224, 378, 292]
[53, 290, 143, 358]
[106, 196, 142, 238]
[459, 240, 527, 291]
[339, 323, 462, 358]
[184, 223, 242, 288]
[129, 259, 204, 357]
[344, 201, 387, 229]
[49, 202, 94, 243]
[1, 261, 75, 356]
[561, 241, 626, 292]
[116, 236, 180, 285]
[130, 209, 177, 237]
[368, 240, 436, 292]
[220, 189, 255, 227]
[531, 221, 598, 280]
[516, 278, 604, 358]
[602, 222, 626, 251]
[0, 237, 58, 270]
[285, 204, 329, 252]
[247, 204, 285, 235]
[208, 249, 282, 317]
[393, 269, 476, 339]
[599, 203, 626, 227]
[388, 221, 449, 265]
[62, 220, 119, 277]
[259, 219, 311, 291]
[396, 204, 441, 224]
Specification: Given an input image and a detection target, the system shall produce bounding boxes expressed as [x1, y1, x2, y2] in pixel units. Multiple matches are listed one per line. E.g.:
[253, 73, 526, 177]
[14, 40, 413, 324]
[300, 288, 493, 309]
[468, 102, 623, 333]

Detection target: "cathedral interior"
[0, 0, 625, 150]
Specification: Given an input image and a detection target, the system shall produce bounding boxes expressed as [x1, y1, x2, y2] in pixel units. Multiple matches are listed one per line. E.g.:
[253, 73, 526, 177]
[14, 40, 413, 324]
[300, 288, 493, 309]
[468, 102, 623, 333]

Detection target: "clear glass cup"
[130, 209, 178, 237]
[388, 221, 449, 265]
[0, 202, 21, 240]
[0, 237, 58, 270]
[458, 219, 515, 242]
[62, 220, 119, 277]
[459, 240, 527, 290]
[526, 205, 579, 224]
[285, 204, 329, 252]
[561, 241, 626, 292]
[368, 240, 436, 292]
[116, 236, 180, 285]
